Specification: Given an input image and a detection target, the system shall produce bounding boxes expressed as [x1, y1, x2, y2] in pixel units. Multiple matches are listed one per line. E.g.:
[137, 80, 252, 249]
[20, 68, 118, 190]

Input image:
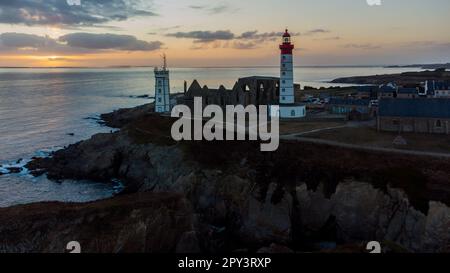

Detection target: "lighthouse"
[271, 29, 306, 119]
[154, 54, 171, 113]
[280, 29, 295, 104]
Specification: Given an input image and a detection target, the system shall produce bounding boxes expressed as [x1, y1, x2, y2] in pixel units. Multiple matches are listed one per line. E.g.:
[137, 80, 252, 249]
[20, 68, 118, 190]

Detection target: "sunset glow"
[0, 0, 449, 67]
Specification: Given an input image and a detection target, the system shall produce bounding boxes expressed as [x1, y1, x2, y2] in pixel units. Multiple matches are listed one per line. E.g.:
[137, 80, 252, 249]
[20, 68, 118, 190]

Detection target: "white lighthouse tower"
[280, 29, 295, 104]
[272, 29, 306, 119]
[154, 54, 171, 113]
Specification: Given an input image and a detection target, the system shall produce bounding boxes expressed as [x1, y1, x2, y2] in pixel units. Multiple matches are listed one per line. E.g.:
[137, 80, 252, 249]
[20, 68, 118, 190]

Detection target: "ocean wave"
[0, 146, 62, 176]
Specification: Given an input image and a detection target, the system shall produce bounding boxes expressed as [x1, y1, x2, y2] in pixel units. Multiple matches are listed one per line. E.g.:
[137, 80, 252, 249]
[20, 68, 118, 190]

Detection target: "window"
[158, 98, 162, 103]
[158, 89, 162, 93]
[282, 80, 285, 84]
[282, 56, 286, 60]
[282, 64, 286, 68]
[282, 72, 286, 76]
[392, 120, 400, 126]
[282, 96, 285, 100]
[282, 88, 285, 92]
[291, 110, 296, 117]
[436, 120, 442, 128]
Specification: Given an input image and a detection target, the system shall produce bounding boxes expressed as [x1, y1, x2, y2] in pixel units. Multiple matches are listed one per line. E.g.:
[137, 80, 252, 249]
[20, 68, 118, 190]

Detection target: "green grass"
[304, 126, 450, 154]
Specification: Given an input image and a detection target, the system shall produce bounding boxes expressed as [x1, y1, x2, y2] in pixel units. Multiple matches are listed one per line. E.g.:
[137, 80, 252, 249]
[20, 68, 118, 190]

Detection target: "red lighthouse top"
[280, 29, 294, 55]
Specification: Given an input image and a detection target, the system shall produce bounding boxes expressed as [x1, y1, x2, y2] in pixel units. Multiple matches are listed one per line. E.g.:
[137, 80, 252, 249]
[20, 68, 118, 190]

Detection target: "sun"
[48, 56, 60, 61]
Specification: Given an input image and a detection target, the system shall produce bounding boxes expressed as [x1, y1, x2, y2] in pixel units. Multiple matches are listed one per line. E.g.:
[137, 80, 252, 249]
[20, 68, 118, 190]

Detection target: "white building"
[424, 80, 450, 98]
[271, 29, 306, 119]
[154, 54, 171, 113]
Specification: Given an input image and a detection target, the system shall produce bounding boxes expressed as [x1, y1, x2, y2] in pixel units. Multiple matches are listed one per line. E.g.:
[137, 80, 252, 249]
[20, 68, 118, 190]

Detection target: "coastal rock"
[296, 184, 334, 232]
[6, 167, 22, 174]
[422, 202, 450, 252]
[175, 231, 201, 253]
[295, 181, 450, 253]
[331, 181, 391, 242]
[172, 173, 295, 248]
[240, 183, 293, 245]
[100, 103, 153, 128]
[0, 192, 195, 253]
[257, 243, 294, 253]
[23, 107, 450, 253]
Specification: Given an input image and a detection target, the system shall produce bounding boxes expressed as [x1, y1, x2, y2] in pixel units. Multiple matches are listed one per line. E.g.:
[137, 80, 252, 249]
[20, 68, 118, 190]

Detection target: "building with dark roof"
[377, 98, 450, 134]
[356, 85, 378, 99]
[424, 80, 450, 97]
[397, 87, 419, 99]
[378, 83, 397, 99]
[326, 98, 374, 120]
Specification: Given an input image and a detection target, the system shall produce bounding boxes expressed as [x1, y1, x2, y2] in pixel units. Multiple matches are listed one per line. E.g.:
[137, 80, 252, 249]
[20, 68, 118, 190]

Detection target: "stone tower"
[154, 54, 171, 113]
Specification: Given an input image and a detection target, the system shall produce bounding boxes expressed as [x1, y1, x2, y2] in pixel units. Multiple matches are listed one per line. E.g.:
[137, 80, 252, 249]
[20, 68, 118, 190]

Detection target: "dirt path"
[281, 134, 450, 159]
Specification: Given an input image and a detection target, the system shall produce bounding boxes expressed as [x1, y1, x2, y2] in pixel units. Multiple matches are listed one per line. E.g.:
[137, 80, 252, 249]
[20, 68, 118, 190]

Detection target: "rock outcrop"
[0, 192, 196, 253]
[296, 182, 450, 253]
[19, 110, 450, 253]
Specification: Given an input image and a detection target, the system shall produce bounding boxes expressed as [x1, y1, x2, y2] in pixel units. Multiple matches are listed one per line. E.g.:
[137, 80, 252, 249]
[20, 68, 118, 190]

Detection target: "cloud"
[0, 32, 83, 54]
[402, 41, 450, 50]
[166, 30, 235, 43]
[303, 29, 331, 36]
[168, 29, 303, 49]
[315, 36, 341, 41]
[342, 43, 382, 50]
[48, 56, 71, 61]
[59, 33, 163, 51]
[0, 32, 162, 54]
[157, 25, 182, 32]
[0, 0, 157, 27]
[232, 42, 258, 50]
[0, 33, 57, 49]
[188, 3, 235, 14]
[239, 30, 302, 42]
[238, 31, 285, 42]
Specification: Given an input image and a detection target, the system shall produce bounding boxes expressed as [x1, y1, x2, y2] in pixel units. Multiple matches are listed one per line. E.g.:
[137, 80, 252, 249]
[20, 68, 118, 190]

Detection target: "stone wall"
[378, 117, 450, 134]
[178, 77, 288, 109]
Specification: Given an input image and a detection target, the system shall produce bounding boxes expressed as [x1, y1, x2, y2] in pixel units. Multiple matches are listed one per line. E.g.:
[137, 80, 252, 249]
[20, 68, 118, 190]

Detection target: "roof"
[397, 88, 418, 95]
[425, 80, 450, 91]
[435, 81, 450, 90]
[328, 98, 370, 106]
[357, 85, 378, 93]
[379, 86, 396, 93]
[379, 98, 450, 118]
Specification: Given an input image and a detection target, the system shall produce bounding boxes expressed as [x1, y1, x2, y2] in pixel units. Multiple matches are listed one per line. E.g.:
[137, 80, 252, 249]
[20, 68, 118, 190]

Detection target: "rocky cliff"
[15, 107, 450, 253]
[0, 192, 197, 253]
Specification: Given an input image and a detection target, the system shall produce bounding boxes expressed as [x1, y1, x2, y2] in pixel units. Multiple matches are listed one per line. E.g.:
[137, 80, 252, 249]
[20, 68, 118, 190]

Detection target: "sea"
[0, 66, 423, 207]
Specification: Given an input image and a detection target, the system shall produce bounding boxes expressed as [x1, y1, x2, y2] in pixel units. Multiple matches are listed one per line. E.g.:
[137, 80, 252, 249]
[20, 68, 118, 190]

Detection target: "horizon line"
[0, 64, 440, 69]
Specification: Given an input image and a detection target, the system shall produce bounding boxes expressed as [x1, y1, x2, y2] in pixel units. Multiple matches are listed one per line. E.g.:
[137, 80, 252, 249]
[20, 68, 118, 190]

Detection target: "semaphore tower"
[154, 54, 171, 113]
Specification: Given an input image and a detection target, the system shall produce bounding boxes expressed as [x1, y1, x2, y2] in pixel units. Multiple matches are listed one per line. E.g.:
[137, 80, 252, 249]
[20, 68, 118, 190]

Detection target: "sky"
[0, 0, 449, 67]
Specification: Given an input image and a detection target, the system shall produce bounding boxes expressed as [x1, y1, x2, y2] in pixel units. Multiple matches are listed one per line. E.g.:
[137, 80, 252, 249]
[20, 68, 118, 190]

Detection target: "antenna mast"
[163, 53, 167, 70]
